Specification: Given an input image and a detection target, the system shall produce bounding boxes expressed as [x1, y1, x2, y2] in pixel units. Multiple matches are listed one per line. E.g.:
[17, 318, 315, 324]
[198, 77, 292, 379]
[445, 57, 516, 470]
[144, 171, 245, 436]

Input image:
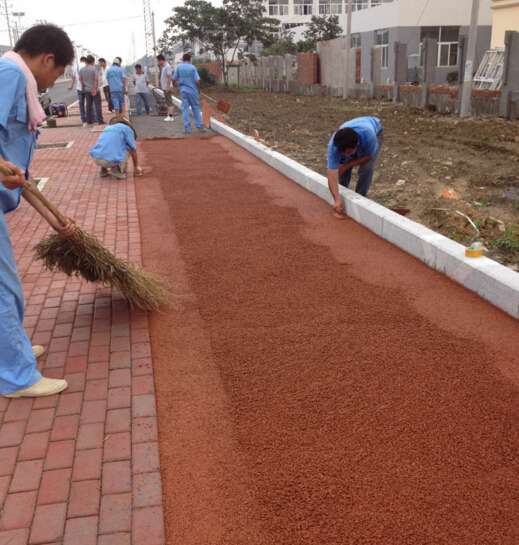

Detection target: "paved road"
[48, 80, 78, 107]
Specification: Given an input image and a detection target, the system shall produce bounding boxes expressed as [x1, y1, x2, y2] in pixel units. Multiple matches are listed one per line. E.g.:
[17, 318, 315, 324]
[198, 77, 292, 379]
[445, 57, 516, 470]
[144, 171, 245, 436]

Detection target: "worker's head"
[183, 53, 191, 63]
[109, 116, 137, 138]
[333, 128, 359, 156]
[99, 58, 107, 68]
[14, 24, 75, 90]
[80, 56, 87, 63]
[135, 64, 142, 74]
[156, 54, 165, 66]
[116, 57, 122, 65]
[86, 55, 95, 65]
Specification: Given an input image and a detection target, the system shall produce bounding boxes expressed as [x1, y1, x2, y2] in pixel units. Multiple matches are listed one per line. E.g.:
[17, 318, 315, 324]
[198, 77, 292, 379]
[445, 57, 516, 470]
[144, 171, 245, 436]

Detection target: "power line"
[406, 0, 432, 46]
[60, 15, 143, 27]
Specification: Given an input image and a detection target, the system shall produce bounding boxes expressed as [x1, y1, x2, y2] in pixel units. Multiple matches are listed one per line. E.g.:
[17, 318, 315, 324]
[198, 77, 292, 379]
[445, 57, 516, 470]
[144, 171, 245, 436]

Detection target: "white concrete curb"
[155, 87, 519, 320]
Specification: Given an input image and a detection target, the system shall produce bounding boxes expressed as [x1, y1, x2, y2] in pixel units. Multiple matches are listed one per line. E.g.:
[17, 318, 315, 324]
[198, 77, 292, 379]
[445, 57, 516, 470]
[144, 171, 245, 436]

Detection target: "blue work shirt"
[0, 59, 37, 214]
[89, 124, 137, 164]
[327, 117, 382, 170]
[172, 62, 200, 95]
[107, 66, 125, 93]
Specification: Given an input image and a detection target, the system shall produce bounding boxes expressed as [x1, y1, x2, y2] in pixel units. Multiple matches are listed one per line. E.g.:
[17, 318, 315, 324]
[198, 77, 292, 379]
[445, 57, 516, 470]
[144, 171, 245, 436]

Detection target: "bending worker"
[89, 117, 142, 179]
[327, 116, 384, 214]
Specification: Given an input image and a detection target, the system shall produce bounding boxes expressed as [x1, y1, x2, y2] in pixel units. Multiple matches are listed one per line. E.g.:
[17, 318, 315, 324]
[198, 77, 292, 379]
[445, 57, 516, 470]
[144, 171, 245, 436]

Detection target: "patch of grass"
[226, 84, 260, 93]
[474, 218, 484, 229]
[494, 229, 519, 254]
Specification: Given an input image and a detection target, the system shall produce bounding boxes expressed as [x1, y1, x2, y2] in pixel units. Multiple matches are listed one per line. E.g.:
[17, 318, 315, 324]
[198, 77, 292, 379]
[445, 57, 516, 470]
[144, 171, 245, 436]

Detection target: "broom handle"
[0, 164, 69, 226]
[199, 92, 218, 104]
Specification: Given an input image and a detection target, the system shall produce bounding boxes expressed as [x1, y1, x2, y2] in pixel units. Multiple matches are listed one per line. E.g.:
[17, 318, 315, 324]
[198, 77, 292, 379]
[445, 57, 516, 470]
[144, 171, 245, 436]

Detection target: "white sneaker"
[164, 116, 173, 122]
[4, 377, 68, 398]
[32, 345, 45, 359]
[82, 123, 88, 127]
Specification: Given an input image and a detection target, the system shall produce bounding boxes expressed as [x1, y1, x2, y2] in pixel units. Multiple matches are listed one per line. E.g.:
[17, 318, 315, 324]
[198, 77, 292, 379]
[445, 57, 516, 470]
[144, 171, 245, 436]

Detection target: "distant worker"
[89, 117, 142, 179]
[68, 55, 87, 126]
[106, 58, 127, 116]
[79, 55, 105, 125]
[327, 116, 384, 213]
[99, 58, 114, 113]
[156, 54, 177, 122]
[132, 64, 150, 115]
[173, 53, 205, 133]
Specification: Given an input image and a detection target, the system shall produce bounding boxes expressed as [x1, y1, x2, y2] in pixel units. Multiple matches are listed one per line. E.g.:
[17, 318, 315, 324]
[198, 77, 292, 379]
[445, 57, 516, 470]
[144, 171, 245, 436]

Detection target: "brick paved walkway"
[0, 101, 166, 544]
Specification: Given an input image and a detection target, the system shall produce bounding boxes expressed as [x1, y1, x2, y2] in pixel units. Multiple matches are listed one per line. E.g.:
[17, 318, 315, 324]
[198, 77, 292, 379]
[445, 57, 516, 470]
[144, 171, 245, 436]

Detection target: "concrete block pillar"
[421, 38, 438, 108]
[370, 45, 382, 98]
[285, 54, 293, 92]
[347, 47, 356, 95]
[268, 56, 276, 91]
[500, 31, 519, 118]
[262, 57, 268, 90]
[277, 56, 284, 91]
[393, 42, 407, 103]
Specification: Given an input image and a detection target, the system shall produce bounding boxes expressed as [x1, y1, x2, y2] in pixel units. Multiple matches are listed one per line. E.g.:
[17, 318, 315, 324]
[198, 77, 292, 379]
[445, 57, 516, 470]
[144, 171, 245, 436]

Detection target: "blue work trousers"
[180, 91, 203, 131]
[0, 212, 41, 394]
[339, 130, 384, 197]
[136, 93, 150, 115]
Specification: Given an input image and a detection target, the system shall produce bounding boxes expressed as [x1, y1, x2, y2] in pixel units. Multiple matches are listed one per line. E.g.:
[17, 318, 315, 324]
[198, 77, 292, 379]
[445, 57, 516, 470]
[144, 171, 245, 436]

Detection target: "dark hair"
[99, 57, 106, 63]
[116, 57, 122, 63]
[80, 56, 87, 62]
[183, 53, 191, 62]
[156, 54, 165, 61]
[333, 128, 359, 153]
[86, 55, 95, 64]
[135, 64, 141, 69]
[14, 24, 75, 67]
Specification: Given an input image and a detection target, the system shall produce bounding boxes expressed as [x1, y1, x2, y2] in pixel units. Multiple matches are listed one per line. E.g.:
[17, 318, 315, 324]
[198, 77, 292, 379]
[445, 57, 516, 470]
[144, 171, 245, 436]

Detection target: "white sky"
[2, 0, 223, 65]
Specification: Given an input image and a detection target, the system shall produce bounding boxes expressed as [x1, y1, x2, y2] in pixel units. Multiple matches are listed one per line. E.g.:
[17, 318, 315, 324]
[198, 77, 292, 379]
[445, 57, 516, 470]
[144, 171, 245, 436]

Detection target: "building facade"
[265, 0, 493, 84]
[491, 0, 519, 46]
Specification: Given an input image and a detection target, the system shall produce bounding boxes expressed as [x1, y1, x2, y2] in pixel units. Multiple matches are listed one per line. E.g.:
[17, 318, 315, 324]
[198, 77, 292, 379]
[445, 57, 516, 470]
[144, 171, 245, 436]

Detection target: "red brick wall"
[297, 53, 318, 86]
[471, 89, 501, 98]
[194, 62, 222, 80]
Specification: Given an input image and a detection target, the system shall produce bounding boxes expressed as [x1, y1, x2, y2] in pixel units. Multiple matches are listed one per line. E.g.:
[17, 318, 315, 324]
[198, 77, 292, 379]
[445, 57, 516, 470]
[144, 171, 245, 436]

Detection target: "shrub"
[446, 71, 459, 85]
[197, 67, 218, 88]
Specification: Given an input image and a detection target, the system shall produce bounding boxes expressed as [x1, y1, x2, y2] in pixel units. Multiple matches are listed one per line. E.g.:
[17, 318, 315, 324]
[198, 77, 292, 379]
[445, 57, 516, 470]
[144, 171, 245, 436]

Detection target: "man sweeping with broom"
[0, 24, 76, 398]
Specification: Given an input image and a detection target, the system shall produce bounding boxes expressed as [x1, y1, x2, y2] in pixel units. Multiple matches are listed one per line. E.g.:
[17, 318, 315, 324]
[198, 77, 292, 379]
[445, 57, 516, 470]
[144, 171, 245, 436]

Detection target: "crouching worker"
[89, 117, 142, 179]
[0, 24, 77, 398]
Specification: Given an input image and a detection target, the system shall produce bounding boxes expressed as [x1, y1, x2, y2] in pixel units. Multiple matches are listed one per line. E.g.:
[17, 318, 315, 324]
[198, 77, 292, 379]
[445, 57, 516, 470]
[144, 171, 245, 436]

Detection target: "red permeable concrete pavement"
[137, 136, 519, 544]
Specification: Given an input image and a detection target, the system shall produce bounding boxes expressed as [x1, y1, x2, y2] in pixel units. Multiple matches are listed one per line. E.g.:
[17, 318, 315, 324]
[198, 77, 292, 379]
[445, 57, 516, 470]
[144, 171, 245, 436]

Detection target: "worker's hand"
[166, 86, 171, 93]
[0, 161, 25, 190]
[134, 166, 142, 176]
[92, 89, 97, 96]
[333, 198, 345, 214]
[67, 86, 73, 91]
[49, 215, 77, 238]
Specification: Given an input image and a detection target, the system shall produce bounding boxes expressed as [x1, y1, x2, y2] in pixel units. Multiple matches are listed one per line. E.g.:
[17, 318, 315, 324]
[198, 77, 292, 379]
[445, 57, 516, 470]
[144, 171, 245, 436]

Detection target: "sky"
[1, 0, 223, 65]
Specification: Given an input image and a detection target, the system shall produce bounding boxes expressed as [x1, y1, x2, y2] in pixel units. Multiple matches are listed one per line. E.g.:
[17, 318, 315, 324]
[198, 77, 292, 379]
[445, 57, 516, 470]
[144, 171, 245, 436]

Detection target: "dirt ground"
[201, 85, 519, 270]
[137, 136, 519, 544]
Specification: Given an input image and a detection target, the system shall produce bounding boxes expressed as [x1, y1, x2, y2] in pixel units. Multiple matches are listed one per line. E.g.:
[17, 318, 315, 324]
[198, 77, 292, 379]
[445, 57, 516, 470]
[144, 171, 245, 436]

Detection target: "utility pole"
[343, 0, 353, 99]
[152, 11, 159, 87]
[3, 0, 12, 47]
[460, 0, 480, 118]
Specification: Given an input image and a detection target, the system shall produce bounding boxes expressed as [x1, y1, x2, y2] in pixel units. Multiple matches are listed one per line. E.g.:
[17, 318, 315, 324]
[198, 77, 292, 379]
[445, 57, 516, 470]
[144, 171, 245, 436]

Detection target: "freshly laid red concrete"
[137, 136, 519, 544]
[0, 100, 166, 544]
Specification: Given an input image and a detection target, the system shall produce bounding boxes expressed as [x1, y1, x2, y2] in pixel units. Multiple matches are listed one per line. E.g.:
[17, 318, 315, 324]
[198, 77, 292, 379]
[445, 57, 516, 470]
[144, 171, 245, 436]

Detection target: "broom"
[0, 165, 171, 311]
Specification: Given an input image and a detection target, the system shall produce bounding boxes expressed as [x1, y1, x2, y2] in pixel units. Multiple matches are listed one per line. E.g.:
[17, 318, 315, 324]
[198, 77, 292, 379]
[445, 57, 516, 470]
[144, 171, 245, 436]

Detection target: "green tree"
[302, 15, 342, 50]
[160, 0, 280, 87]
[296, 40, 315, 53]
[260, 29, 297, 57]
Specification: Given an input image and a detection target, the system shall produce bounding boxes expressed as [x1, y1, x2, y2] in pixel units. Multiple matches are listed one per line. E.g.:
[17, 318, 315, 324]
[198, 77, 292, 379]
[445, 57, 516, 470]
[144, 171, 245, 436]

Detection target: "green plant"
[516, 202, 519, 211]
[260, 28, 297, 56]
[494, 229, 519, 254]
[197, 66, 218, 87]
[302, 15, 342, 50]
[446, 71, 459, 85]
[474, 218, 484, 229]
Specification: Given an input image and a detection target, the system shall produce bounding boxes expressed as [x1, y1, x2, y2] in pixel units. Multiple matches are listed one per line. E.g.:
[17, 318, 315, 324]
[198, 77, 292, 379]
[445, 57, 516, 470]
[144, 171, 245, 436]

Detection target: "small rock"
[514, 135, 519, 142]
[445, 176, 452, 180]
[396, 180, 406, 186]
[442, 161, 453, 166]
[401, 161, 408, 166]
[404, 131, 409, 136]
[499, 224, 506, 232]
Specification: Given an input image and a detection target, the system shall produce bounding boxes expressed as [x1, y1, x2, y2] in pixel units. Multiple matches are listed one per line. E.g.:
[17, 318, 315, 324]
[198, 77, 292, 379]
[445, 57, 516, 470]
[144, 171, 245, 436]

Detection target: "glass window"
[269, 0, 289, 16]
[375, 29, 389, 68]
[353, 0, 368, 11]
[294, 0, 312, 15]
[351, 34, 361, 47]
[420, 26, 459, 67]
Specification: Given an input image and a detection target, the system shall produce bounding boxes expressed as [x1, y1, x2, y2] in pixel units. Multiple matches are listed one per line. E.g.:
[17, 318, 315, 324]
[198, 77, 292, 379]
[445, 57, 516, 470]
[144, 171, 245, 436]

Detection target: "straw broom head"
[0, 166, 170, 311]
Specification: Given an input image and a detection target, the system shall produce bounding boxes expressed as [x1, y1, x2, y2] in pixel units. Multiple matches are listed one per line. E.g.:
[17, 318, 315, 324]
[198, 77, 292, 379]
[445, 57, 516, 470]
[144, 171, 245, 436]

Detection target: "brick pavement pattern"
[0, 101, 166, 544]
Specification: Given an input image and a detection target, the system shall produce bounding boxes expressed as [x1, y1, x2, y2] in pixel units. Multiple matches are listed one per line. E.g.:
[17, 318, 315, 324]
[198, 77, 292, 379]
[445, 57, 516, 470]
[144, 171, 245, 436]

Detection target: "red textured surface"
[137, 136, 519, 544]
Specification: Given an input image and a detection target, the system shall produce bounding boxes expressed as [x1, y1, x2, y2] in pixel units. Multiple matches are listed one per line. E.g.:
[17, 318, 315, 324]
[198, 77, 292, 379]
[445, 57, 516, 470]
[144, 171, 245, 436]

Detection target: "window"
[294, 0, 312, 15]
[269, 0, 289, 16]
[351, 33, 361, 47]
[375, 29, 389, 68]
[353, 0, 368, 11]
[319, 0, 342, 14]
[420, 26, 459, 67]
